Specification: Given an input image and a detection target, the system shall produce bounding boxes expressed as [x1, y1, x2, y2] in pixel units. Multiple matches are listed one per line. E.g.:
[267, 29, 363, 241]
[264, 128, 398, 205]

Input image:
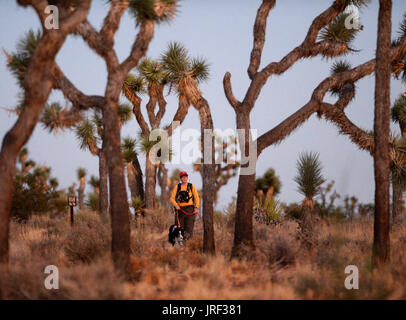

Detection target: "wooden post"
[68, 196, 77, 227]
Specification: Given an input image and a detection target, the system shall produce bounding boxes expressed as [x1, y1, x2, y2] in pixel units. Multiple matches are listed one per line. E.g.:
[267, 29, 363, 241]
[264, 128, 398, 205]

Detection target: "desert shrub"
[268, 235, 297, 267]
[64, 213, 110, 264]
[285, 203, 304, 220]
[11, 169, 66, 222]
[254, 196, 283, 224]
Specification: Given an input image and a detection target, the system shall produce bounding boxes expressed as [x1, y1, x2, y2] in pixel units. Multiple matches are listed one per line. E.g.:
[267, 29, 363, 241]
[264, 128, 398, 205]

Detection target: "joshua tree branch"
[100, 0, 130, 46]
[223, 72, 240, 110]
[52, 64, 105, 111]
[240, 0, 348, 111]
[256, 37, 406, 155]
[247, 0, 276, 79]
[120, 20, 156, 76]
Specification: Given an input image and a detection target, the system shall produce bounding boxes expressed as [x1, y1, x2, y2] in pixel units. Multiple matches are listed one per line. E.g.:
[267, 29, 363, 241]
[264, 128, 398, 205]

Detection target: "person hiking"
[170, 171, 200, 241]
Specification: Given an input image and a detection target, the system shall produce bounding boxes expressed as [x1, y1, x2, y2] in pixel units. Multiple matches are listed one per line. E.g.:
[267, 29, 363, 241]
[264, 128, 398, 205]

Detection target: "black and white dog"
[168, 224, 185, 247]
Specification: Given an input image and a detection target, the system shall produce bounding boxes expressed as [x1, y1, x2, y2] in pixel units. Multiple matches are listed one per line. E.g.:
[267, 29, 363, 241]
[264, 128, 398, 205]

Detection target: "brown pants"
[174, 205, 196, 240]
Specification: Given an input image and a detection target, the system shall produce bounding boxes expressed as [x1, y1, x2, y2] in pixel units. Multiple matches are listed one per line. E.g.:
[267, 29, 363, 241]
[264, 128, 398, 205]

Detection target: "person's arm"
[192, 184, 200, 209]
[170, 185, 180, 209]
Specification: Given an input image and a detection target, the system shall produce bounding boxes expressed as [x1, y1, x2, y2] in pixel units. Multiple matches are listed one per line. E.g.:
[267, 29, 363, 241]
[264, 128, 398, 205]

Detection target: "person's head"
[179, 171, 188, 183]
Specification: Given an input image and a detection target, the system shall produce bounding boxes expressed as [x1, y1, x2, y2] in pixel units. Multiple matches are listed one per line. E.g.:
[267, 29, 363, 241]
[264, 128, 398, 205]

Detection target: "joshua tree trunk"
[102, 98, 131, 273]
[78, 177, 86, 210]
[392, 179, 402, 224]
[232, 172, 256, 257]
[145, 154, 157, 209]
[373, 0, 392, 267]
[0, 1, 90, 263]
[195, 98, 216, 254]
[157, 163, 170, 214]
[127, 156, 144, 202]
[231, 111, 256, 257]
[133, 156, 144, 201]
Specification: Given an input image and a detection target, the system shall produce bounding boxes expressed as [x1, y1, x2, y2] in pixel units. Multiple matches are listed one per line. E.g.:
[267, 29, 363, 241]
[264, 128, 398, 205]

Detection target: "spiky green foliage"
[161, 41, 210, 84]
[190, 57, 210, 83]
[138, 58, 168, 84]
[88, 175, 100, 189]
[255, 168, 281, 196]
[122, 73, 147, 95]
[392, 136, 406, 187]
[127, 0, 178, 25]
[392, 95, 406, 124]
[118, 103, 133, 124]
[77, 167, 87, 179]
[6, 29, 41, 87]
[329, 60, 352, 96]
[160, 42, 189, 79]
[254, 196, 283, 223]
[122, 136, 138, 163]
[49, 177, 59, 189]
[92, 111, 103, 129]
[294, 151, 325, 199]
[75, 119, 98, 151]
[131, 196, 145, 213]
[399, 13, 406, 39]
[319, 13, 359, 44]
[25, 159, 36, 168]
[41, 103, 63, 133]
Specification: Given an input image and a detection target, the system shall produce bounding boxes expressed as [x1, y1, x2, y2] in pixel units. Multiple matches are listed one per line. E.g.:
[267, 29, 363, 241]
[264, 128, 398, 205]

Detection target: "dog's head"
[168, 224, 185, 246]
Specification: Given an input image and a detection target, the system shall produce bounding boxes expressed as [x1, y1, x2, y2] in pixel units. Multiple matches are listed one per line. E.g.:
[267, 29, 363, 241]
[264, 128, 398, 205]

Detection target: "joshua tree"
[161, 42, 216, 253]
[255, 168, 281, 200]
[223, 0, 406, 258]
[122, 57, 191, 211]
[88, 175, 100, 195]
[122, 136, 144, 204]
[0, 1, 91, 264]
[76, 167, 87, 210]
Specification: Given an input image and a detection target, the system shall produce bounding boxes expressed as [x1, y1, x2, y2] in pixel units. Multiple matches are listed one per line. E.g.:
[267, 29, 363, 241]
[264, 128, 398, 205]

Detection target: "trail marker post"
[68, 196, 77, 226]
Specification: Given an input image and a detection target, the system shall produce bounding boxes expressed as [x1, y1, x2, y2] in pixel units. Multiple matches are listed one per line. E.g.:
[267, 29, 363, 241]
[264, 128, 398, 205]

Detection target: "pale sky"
[1, 0, 406, 210]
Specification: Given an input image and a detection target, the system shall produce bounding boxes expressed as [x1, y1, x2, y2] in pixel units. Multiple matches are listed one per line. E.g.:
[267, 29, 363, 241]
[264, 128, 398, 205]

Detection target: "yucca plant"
[294, 151, 325, 209]
[118, 103, 133, 126]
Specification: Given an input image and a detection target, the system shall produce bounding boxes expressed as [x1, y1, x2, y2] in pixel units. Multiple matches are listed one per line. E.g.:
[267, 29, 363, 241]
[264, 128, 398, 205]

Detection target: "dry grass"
[1, 209, 406, 299]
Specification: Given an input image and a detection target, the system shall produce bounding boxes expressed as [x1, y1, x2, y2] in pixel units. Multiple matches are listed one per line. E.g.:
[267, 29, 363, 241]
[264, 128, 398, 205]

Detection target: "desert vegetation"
[1, 0, 406, 300]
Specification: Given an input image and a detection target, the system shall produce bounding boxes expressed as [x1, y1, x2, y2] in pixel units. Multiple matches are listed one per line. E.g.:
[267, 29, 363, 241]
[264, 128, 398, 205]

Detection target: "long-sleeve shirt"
[170, 183, 200, 208]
